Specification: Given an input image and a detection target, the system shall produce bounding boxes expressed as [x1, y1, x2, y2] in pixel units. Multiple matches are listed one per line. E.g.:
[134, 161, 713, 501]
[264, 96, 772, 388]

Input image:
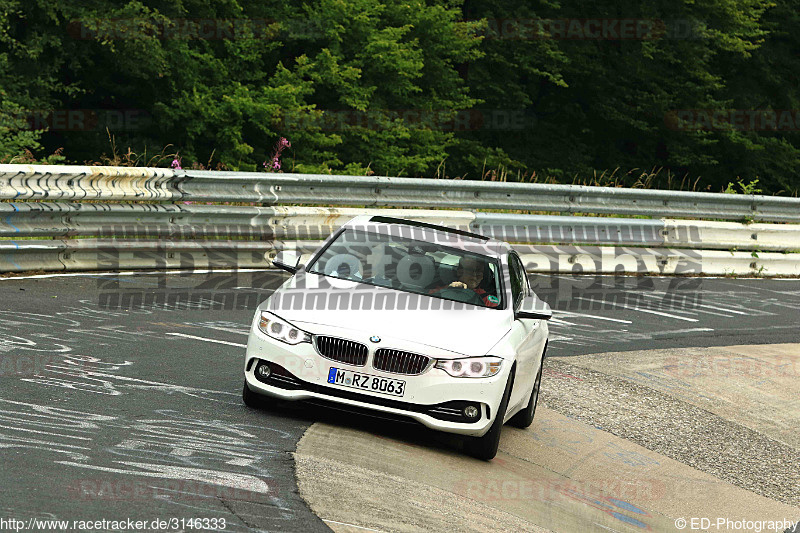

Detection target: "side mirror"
[273, 250, 301, 274]
[516, 294, 552, 320]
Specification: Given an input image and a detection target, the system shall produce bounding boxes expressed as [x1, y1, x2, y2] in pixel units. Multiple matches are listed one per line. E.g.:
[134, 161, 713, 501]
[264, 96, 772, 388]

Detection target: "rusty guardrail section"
[2, 164, 800, 221]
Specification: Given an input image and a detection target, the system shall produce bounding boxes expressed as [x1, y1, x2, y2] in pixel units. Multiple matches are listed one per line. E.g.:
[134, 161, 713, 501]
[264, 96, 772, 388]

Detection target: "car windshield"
[306, 227, 504, 309]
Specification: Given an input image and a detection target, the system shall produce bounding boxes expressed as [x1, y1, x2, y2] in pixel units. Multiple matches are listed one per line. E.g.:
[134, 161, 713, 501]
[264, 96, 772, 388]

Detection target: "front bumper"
[244, 326, 509, 437]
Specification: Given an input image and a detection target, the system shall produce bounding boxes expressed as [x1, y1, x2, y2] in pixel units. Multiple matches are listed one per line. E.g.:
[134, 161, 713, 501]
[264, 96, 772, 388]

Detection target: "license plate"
[327, 367, 406, 397]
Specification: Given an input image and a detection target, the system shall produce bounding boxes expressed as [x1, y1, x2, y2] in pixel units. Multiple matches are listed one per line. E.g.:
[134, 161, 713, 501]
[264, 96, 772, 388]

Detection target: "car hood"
[264, 274, 511, 356]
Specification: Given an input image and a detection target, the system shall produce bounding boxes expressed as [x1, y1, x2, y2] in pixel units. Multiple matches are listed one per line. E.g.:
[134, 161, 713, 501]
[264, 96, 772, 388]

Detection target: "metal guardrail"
[1, 164, 799, 276]
[2, 164, 800, 222]
[4, 203, 799, 251]
[472, 213, 800, 251]
[4, 238, 799, 276]
[0, 203, 474, 240]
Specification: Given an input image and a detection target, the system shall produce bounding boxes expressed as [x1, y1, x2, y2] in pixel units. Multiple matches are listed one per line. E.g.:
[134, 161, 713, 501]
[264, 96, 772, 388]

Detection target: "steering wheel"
[433, 287, 484, 306]
[363, 276, 394, 289]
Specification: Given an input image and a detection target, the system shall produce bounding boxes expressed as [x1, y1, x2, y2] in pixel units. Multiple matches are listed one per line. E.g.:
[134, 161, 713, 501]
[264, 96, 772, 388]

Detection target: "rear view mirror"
[273, 250, 301, 274]
[516, 294, 552, 320]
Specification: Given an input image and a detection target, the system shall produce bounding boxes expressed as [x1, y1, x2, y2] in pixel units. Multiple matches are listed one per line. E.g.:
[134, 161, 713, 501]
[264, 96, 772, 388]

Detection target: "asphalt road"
[1, 270, 798, 532]
[537, 274, 800, 356]
[0, 270, 328, 533]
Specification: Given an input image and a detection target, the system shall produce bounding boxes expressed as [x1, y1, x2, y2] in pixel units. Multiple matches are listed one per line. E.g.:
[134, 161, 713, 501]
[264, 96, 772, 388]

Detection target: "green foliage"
[723, 178, 762, 194]
[0, 0, 798, 195]
[453, 0, 785, 190]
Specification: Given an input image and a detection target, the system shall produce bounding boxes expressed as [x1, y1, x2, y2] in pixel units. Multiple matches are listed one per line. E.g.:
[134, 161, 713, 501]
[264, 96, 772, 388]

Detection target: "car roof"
[341, 215, 511, 257]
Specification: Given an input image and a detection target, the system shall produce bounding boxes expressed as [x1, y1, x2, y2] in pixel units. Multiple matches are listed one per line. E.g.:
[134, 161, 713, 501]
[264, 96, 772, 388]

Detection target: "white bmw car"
[243, 215, 551, 460]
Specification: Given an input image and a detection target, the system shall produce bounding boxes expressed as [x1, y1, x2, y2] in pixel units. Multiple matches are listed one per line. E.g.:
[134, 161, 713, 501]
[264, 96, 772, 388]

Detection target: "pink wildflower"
[263, 137, 291, 172]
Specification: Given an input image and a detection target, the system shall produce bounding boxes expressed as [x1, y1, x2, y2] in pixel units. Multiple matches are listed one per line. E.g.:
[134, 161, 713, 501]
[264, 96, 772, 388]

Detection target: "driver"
[430, 256, 499, 307]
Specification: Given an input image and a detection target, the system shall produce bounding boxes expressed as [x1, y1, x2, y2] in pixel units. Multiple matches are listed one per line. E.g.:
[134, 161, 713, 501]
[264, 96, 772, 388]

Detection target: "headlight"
[435, 356, 503, 378]
[257, 312, 312, 345]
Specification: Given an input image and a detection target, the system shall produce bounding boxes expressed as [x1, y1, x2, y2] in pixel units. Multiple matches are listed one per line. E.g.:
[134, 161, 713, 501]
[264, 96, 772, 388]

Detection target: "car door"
[505, 252, 541, 415]
[516, 252, 548, 375]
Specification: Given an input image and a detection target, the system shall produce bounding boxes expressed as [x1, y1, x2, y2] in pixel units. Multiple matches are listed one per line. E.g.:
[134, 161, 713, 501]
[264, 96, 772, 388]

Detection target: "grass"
[7, 135, 789, 194]
[472, 164, 716, 193]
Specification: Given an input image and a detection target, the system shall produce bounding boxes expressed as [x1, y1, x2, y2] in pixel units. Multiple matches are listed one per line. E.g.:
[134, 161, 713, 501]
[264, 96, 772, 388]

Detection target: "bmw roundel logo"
[370, 336, 381, 343]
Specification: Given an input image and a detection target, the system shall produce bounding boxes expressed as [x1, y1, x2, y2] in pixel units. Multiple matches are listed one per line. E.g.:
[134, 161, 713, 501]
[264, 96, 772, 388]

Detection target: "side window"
[508, 253, 523, 310]
[513, 254, 530, 294]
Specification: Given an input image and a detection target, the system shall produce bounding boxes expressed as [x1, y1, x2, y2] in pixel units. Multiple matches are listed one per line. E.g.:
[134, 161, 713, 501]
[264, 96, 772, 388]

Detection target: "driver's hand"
[449, 281, 468, 289]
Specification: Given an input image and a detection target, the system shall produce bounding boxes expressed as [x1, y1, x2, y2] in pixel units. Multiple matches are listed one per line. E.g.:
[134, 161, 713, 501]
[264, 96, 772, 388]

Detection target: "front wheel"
[463, 369, 514, 461]
[242, 380, 270, 409]
[508, 357, 543, 429]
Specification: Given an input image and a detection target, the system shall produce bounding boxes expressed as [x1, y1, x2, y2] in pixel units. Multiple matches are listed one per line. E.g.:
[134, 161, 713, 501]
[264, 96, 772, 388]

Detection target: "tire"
[242, 380, 269, 409]
[464, 368, 515, 461]
[508, 357, 543, 429]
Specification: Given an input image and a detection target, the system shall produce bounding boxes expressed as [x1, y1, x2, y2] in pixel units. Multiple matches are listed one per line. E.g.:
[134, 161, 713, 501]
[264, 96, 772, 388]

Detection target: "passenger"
[431, 256, 499, 307]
